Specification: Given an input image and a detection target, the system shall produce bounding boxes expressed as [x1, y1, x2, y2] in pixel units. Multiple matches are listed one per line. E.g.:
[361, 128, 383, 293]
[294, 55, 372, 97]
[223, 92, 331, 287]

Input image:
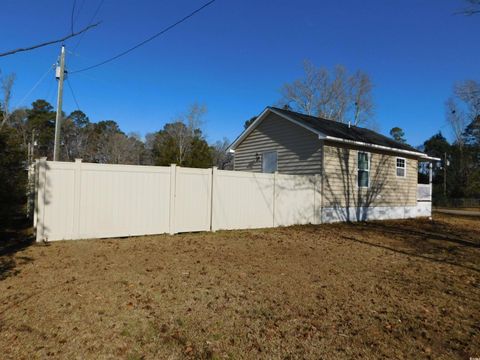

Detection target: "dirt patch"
[0, 214, 479, 359]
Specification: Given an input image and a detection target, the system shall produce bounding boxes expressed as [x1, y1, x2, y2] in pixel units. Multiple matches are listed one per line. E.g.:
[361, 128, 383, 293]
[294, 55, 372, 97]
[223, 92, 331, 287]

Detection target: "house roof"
[229, 106, 438, 160]
[269, 107, 419, 152]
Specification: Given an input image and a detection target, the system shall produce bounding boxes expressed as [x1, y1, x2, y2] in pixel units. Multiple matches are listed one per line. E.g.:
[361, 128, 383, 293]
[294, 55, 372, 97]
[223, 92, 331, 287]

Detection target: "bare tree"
[446, 98, 467, 146]
[106, 132, 145, 165]
[457, 0, 480, 15]
[446, 80, 480, 145]
[211, 138, 233, 169]
[280, 61, 374, 126]
[349, 70, 374, 126]
[0, 71, 15, 131]
[166, 103, 207, 164]
[455, 80, 480, 118]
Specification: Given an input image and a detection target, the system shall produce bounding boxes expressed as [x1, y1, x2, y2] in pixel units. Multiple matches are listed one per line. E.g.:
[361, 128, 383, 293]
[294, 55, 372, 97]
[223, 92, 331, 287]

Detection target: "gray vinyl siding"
[234, 112, 323, 175]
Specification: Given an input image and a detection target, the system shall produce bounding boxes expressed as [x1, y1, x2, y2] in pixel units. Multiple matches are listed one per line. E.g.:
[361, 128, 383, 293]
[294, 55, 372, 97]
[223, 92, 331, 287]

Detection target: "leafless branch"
[455, 0, 480, 15]
[0, 22, 100, 57]
[280, 61, 374, 126]
[0, 72, 15, 131]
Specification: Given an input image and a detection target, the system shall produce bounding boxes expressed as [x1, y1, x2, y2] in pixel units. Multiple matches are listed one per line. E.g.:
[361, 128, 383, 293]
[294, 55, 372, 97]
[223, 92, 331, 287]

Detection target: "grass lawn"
[0, 214, 479, 359]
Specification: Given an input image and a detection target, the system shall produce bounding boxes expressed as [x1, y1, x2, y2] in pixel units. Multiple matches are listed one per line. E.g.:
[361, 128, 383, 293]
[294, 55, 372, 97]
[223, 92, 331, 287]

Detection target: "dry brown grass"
[0, 214, 479, 359]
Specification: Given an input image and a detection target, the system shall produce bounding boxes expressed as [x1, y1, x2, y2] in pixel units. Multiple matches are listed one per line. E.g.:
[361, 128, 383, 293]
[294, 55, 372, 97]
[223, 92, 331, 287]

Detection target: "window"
[262, 151, 277, 173]
[358, 151, 369, 187]
[396, 157, 406, 177]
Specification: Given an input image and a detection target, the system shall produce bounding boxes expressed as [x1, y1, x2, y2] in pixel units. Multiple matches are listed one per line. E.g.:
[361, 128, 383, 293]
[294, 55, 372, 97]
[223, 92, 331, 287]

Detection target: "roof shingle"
[269, 106, 419, 153]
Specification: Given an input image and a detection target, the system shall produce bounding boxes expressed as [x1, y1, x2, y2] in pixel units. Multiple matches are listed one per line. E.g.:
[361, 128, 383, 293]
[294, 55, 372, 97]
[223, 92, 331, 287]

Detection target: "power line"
[71, 0, 77, 34]
[71, 0, 216, 74]
[76, 0, 87, 24]
[14, 64, 54, 108]
[73, 0, 105, 52]
[66, 78, 81, 111]
[0, 22, 100, 57]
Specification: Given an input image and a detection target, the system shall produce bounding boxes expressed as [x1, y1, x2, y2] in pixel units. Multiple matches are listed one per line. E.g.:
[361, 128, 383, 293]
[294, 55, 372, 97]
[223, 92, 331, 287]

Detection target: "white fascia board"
[323, 135, 430, 159]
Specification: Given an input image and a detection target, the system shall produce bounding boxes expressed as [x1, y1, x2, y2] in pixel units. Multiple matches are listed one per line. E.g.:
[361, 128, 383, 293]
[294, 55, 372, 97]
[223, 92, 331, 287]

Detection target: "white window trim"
[262, 150, 278, 173]
[357, 151, 370, 188]
[396, 157, 407, 178]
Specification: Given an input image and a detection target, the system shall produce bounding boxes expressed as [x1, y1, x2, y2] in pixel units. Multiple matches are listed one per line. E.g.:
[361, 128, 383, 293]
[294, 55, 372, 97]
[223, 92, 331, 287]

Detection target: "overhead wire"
[14, 64, 55, 108]
[72, 0, 105, 52]
[66, 78, 81, 111]
[70, 0, 216, 74]
[70, 0, 77, 34]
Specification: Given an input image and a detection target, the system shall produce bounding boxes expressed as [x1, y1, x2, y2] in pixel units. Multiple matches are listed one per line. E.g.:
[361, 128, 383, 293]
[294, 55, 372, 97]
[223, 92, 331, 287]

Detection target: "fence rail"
[433, 197, 480, 208]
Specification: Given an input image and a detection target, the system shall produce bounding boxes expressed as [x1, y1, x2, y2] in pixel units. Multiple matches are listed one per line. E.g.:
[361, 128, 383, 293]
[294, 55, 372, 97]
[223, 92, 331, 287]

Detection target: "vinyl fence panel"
[42, 161, 76, 240]
[173, 167, 212, 233]
[36, 159, 172, 241]
[212, 170, 275, 231]
[274, 174, 319, 227]
[77, 162, 171, 239]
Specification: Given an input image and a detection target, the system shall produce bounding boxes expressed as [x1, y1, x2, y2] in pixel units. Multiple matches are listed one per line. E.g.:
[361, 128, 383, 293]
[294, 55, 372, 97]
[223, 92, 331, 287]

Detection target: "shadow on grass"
[337, 218, 480, 274]
[0, 217, 35, 281]
[341, 235, 480, 274]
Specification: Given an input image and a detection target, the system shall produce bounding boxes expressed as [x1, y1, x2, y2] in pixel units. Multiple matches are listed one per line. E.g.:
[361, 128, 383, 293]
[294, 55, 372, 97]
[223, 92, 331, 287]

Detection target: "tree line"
[1, 63, 479, 227]
[2, 98, 232, 169]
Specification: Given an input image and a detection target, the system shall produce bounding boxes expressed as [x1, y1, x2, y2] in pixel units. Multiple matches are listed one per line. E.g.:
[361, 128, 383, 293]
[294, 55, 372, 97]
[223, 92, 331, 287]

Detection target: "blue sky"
[1, 0, 479, 146]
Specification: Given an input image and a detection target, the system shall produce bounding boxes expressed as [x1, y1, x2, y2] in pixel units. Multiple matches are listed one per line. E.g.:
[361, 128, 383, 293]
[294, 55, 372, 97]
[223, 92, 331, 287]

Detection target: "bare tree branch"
[279, 61, 375, 126]
[0, 22, 100, 58]
[0, 72, 15, 131]
[455, 0, 480, 15]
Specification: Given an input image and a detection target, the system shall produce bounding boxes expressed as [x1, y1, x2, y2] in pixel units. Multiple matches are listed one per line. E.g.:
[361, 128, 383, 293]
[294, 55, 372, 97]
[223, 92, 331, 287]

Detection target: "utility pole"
[53, 45, 66, 161]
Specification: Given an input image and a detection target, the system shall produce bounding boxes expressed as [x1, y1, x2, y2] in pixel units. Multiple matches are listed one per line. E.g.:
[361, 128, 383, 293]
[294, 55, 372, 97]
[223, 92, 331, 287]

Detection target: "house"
[228, 106, 438, 222]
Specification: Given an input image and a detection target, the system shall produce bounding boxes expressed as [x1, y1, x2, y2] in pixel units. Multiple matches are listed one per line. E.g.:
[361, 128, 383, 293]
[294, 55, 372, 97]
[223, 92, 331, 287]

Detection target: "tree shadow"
[337, 218, 480, 273]
[0, 217, 35, 281]
[322, 144, 414, 222]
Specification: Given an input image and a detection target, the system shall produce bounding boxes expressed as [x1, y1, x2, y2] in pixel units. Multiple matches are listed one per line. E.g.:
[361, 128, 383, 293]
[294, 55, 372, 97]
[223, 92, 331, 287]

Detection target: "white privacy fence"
[34, 159, 432, 242]
[34, 159, 322, 241]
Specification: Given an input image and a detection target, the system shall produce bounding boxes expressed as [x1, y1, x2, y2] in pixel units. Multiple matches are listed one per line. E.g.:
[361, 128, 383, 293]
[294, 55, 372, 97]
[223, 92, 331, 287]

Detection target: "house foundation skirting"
[321, 202, 432, 223]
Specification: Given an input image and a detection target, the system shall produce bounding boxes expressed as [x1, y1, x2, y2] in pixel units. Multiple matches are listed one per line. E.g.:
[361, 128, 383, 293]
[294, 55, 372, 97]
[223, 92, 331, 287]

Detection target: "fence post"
[314, 174, 321, 225]
[210, 166, 217, 232]
[273, 171, 277, 227]
[73, 159, 83, 239]
[169, 164, 177, 235]
[35, 157, 48, 242]
[33, 159, 39, 230]
[210, 166, 218, 232]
